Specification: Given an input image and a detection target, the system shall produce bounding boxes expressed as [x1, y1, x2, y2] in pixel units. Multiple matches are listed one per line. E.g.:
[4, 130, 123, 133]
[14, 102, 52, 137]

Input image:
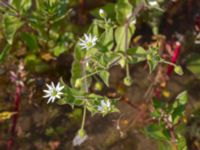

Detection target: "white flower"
[99, 9, 106, 18]
[79, 34, 97, 50]
[73, 130, 88, 146]
[148, 0, 159, 7]
[99, 9, 104, 15]
[98, 100, 111, 113]
[43, 82, 64, 104]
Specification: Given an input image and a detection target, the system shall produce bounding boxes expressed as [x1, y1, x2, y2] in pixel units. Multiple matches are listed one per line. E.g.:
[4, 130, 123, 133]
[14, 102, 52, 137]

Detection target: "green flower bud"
[94, 82, 103, 91]
[119, 58, 126, 68]
[123, 76, 133, 86]
[75, 78, 82, 88]
[174, 66, 184, 76]
[99, 9, 107, 19]
[78, 129, 86, 138]
[147, 54, 152, 61]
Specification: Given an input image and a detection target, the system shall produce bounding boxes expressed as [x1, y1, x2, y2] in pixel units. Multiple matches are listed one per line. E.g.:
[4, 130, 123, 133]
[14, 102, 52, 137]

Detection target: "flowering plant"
[0, 0, 196, 149]
[41, 0, 187, 148]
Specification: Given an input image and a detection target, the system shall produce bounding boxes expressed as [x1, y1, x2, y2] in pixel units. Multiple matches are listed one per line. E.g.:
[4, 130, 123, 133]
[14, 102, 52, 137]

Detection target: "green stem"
[80, 105, 87, 130]
[79, 57, 89, 131]
[126, 63, 130, 78]
[160, 59, 176, 67]
[80, 70, 102, 80]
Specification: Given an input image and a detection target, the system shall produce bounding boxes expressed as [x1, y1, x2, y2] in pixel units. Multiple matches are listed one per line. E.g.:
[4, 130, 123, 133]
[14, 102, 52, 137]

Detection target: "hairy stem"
[160, 59, 177, 67]
[80, 58, 89, 130]
[81, 105, 87, 130]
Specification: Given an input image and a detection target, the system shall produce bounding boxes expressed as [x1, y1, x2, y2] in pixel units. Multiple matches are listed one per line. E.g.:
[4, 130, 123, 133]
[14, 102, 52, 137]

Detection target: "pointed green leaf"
[115, 0, 132, 24]
[3, 14, 23, 44]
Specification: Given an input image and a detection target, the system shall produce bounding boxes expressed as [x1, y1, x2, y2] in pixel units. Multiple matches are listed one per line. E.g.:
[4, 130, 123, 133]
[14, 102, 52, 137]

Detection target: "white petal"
[58, 85, 64, 91]
[56, 82, 60, 89]
[98, 106, 103, 111]
[51, 82, 55, 89]
[101, 100, 106, 106]
[51, 97, 56, 102]
[79, 42, 86, 46]
[43, 94, 50, 98]
[107, 101, 111, 107]
[73, 133, 88, 146]
[43, 90, 51, 93]
[56, 95, 61, 99]
[57, 92, 63, 95]
[79, 38, 85, 43]
[47, 97, 53, 104]
[84, 34, 89, 40]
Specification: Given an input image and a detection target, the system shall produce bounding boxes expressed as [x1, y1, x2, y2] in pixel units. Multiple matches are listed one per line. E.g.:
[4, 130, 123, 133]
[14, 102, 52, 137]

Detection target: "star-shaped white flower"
[43, 82, 64, 104]
[79, 34, 97, 50]
[98, 100, 111, 113]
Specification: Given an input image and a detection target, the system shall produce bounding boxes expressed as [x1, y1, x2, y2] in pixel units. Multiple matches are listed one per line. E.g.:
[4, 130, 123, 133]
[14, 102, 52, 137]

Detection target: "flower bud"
[99, 9, 107, 19]
[123, 76, 133, 86]
[148, 0, 159, 7]
[119, 58, 126, 68]
[75, 78, 82, 88]
[94, 82, 103, 91]
[174, 65, 183, 76]
[147, 54, 152, 61]
[78, 129, 86, 138]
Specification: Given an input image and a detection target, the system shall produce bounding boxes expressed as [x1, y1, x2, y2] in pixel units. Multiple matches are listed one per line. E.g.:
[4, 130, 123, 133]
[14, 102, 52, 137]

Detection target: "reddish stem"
[167, 42, 181, 76]
[7, 84, 21, 150]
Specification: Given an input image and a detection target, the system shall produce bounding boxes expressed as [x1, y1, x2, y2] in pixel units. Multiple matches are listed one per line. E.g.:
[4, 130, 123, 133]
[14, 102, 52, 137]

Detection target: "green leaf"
[175, 91, 188, 105]
[172, 105, 185, 124]
[0, 44, 11, 63]
[157, 141, 172, 150]
[177, 135, 187, 150]
[70, 60, 83, 88]
[127, 47, 147, 63]
[153, 97, 165, 109]
[145, 124, 169, 141]
[10, 0, 32, 11]
[74, 45, 85, 61]
[88, 22, 99, 35]
[99, 70, 110, 87]
[172, 91, 188, 124]
[115, 25, 135, 52]
[146, 47, 160, 73]
[21, 32, 38, 51]
[186, 53, 200, 79]
[147, 58, 159, 73]
[3, 14, 23, 44]
[98, 27, 114, 52]
[52, 44, 66, 57]
[115, 0, 132, 24]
